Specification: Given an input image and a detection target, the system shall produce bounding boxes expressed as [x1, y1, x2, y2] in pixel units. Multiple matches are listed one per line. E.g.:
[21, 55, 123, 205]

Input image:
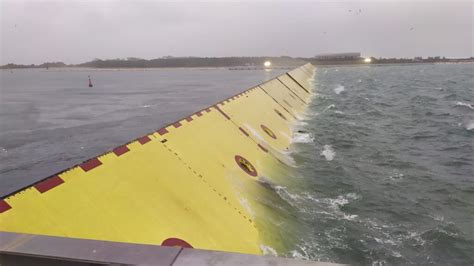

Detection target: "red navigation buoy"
[88, 76, 93, 88]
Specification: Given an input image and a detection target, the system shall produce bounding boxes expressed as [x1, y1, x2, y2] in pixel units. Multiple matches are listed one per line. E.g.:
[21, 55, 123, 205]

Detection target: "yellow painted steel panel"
[218, 88, 293, 153]
[277, 75, 311, 103]
[0, 64, 315, 256]
[288, 67, 313, 92]
[259, 79, 306, 118]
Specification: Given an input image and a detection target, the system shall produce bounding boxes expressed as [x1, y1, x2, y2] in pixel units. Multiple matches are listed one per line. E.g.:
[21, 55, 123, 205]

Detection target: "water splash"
[320, 145, 336, 161]
[455, 101, 474, 110]
[334, 85, 345, 95]
[292, 132, 314, 143]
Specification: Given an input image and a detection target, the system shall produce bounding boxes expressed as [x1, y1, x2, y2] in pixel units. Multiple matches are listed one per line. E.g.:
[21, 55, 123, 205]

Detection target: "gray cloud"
[1, 0, 472, 64]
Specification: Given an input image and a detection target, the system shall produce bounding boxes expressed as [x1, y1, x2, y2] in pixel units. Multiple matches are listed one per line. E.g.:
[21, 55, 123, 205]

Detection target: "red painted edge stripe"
[113, 145, 129, 156]
[214, 106, 231, 120]
[80, 158, 102, 172]
[157, 128, 168, 135]
[185, 116, 193, 122]
[34, 175, 64, 193]
[138, 136, 151, 144]
[173, 122, 182, 128]
[258, 144, 268, 153]
[0, 200, 12, 213]
[239, 127, 249, 137]
[162, 238, 193, 248]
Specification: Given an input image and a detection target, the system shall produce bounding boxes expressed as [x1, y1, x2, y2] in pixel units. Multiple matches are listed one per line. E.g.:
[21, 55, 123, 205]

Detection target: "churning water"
[0, 64, 472, 265]
[283, 63, 473, 265]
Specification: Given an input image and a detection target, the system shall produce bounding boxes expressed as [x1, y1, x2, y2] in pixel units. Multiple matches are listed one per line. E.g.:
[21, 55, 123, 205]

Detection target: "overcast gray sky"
[1, 0, 472, 64]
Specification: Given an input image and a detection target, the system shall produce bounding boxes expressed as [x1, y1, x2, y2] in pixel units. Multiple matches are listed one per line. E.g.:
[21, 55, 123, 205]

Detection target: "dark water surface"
[0, 68, 284, 195]
[283, 63, 473, 265]
[1, 64, 473, 265]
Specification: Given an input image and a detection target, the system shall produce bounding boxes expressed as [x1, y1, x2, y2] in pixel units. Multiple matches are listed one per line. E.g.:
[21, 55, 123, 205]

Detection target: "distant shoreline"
[1, 56, 472, 70]
[2, 61, 472, 71]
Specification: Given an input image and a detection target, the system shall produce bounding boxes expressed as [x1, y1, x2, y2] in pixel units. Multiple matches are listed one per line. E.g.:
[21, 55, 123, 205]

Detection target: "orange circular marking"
[234, 155, 258, 177]
[161, 238, 193, 248]
[261, 124, 277, 139]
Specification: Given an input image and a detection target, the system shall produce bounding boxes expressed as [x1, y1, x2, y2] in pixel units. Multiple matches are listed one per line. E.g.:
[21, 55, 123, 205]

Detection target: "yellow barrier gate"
[0, 64, 316, 255]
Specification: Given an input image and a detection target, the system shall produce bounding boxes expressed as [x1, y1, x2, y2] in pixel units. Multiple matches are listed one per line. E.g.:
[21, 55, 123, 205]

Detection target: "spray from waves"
[260, 245, 278, 256]
[0, 147, 8, 157]
[243, 123, 265, 142]
[455, 101, 474, 110]
[279, 131, 292, 143]
[293, 120, 308, 127]
[320, 145, 336, 161]
[324, 104, 336, 112]
[334, 85, 345, 95]
[466, 121, 474, 131]
[292, 132, 314, 143]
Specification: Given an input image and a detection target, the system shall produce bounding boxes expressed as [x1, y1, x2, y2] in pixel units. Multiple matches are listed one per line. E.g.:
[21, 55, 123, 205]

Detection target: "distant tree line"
[1, 56, 472, 69]
[0, 57, 305, 69]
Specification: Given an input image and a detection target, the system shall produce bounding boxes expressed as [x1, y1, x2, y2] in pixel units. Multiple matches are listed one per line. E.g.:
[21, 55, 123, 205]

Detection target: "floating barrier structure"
[0, 64, 317, 260]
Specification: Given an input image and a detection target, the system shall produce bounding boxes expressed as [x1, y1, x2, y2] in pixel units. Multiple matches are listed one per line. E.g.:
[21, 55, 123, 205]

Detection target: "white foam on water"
[324, 104, 336, 111]
[466, 121, 474, 131]
[292, 132, 314, 143]
[274, 185, 303, 203]
[334, 110, 344, 114]
[455, 101, 474, 110]
[0, 147, 8, 157]
[320, 145, 336, 161]
[260, 244, 278, 256]
[358, 79, 362, 83]
[277, 150, 297, 167]
[343, 213, 359, 220]
[293, 120, 308, 127]
[334, 85, 345, 95]
[429, 214, 445, 222]
[372, 260, 387, 266]
[389, 172, 404, 181]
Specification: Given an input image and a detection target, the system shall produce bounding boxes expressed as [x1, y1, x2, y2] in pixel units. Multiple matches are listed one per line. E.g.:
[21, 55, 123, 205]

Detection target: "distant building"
[313, 52, 361, 60]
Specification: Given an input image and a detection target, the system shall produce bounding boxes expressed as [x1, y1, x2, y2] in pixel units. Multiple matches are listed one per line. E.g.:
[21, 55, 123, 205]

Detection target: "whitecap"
[455, 101, 474, 110]
[325, 104, 336, 111]
[343, 213, 359, 220]
[320, 145, 335, 161]
[0, 147, 7, 157]
[293, 120, 308, 127]
[334, 85, 345, 95]
[466, 121, 474, 131]
[389, 172, 404, 181]
[274, 185, 303, 203]
[334, 110, 344, 114]
[292, 132, 314, 143]
[260, 245, 278, 256]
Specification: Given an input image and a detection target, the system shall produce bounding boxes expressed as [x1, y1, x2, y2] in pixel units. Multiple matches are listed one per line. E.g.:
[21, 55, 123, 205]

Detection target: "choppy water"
[282, 63, 473, 265]
[1, 64, 472, 265]
[0, 68, 284, 195]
